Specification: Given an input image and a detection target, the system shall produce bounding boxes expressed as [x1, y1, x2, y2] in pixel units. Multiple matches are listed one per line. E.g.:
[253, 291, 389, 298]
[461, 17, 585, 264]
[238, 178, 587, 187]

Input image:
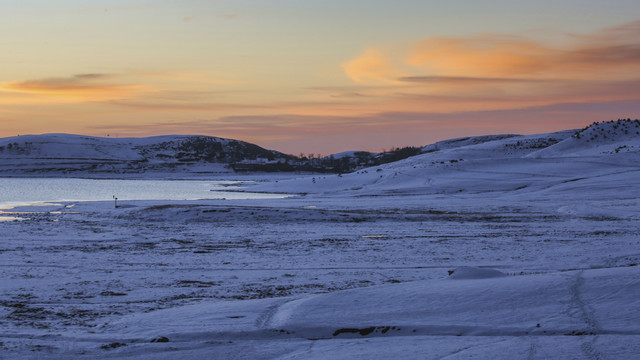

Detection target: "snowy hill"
[252, 120, 640, 196]
[0, 133, 294, 177]
[422, 133, 519, 152]
[529, 119, 640, 157]
[1, 120, 639, 179]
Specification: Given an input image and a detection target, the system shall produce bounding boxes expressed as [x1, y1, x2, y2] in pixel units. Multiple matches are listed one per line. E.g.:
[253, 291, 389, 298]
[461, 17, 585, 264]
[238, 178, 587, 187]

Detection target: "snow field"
[1, 121, 639, 358]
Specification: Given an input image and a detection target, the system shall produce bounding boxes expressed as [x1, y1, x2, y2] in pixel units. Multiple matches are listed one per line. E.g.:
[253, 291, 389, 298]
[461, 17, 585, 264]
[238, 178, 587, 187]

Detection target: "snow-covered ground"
[1, 121, 639, 359]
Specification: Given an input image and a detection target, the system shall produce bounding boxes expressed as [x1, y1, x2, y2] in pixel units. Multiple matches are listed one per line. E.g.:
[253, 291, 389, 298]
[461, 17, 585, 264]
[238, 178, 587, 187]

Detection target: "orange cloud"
[408, 22, 640, 79]
[341, 48, 404, 84]
[335, 20, 640, 119]
[342, 20, 640, 85]
[409, 35, 555, 77]
[397, 75, 545, 85]
[2, 74, 142, 101]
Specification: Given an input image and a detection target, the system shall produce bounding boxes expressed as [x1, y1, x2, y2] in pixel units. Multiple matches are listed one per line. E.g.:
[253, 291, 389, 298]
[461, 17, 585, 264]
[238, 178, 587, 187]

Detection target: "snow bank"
[98, 266, 640, 359]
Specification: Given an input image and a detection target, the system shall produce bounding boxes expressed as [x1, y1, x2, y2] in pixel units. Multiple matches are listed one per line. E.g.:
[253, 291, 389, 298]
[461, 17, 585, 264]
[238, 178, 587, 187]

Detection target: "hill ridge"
[1, 120, 638, 177]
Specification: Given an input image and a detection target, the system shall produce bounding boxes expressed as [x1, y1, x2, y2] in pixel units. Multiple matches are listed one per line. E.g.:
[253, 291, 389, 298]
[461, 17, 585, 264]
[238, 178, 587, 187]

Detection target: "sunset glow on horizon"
[2, 0, 640, 155]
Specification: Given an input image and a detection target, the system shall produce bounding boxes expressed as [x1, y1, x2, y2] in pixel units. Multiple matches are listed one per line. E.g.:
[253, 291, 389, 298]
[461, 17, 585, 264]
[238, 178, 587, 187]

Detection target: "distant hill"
[250, 119, 640, 196]
[528, 119, 640, 157]
[0, 134, 295, 177]
[1, 120, 638, 178]
[0, 133, 423, 176]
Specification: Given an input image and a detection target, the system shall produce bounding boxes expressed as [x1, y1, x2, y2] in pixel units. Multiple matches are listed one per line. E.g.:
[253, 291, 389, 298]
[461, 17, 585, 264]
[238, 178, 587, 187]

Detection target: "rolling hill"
[252, 119, 640, 196]
[0, 133, 295, 177]
[1, 119, 639, 179]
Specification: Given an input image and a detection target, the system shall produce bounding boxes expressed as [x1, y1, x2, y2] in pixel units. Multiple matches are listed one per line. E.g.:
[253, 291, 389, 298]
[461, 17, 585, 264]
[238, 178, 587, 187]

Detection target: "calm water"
[0, 178, 286, 210]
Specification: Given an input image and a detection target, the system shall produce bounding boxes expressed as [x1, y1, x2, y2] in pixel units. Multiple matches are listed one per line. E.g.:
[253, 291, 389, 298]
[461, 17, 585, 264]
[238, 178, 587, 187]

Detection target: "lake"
[0, 177, 287, 210]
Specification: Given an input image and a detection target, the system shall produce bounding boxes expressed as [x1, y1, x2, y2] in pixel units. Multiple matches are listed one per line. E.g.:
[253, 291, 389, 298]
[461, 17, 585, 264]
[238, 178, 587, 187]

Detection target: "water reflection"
[0, 178, 288, 210]
[0, 216, 25, 221]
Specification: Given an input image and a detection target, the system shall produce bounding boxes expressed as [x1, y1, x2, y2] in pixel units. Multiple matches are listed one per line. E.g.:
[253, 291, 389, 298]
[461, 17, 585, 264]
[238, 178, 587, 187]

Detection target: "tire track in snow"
[277, 341, 316, 360]
[437, 339, 509, 360]
[570, 271, 606, 360]
[255, 297, 308, 329]
[255, 300, 289, 329]
[570, 271, 599, 331]
[526, 338, 538, 360]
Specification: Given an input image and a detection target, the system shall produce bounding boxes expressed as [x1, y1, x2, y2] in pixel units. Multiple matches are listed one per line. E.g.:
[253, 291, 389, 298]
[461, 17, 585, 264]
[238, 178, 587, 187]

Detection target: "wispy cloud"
[107, 100, 271, 112]
[344, 20, 640, 82]
[397, 76, 546, 85]
[2, 74, 142, 100]
[329, 92, 369, 99]
[74, 73, 110, 80]
[408, 35, 554, 77]
[342, 48, 404, 84]
[407, 23, 640, 80]
[335, 20, 640, 119]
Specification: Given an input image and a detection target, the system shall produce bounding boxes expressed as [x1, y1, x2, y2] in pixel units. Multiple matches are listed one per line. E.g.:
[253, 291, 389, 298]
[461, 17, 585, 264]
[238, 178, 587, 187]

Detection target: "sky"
[1, 0, 640, 154]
